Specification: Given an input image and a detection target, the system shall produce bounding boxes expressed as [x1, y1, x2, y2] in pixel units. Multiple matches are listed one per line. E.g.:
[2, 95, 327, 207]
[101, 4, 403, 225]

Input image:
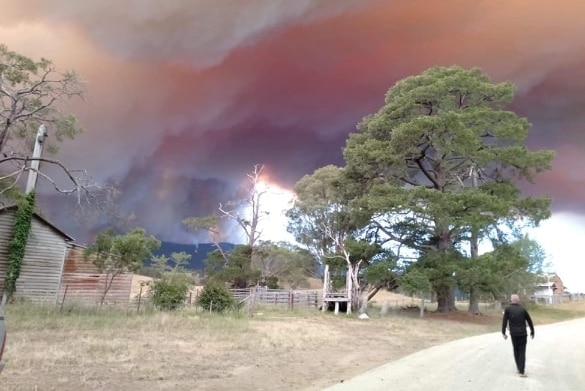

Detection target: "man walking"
[502, 294, 535, 377]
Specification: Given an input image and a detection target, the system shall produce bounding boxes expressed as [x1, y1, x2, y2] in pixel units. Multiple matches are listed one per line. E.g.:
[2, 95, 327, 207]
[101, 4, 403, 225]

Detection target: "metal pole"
[25, 124, 48, 194]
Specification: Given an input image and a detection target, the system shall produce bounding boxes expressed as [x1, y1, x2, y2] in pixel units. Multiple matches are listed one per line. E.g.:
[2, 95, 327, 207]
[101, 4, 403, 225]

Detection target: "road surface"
[322, 317, 585, 391]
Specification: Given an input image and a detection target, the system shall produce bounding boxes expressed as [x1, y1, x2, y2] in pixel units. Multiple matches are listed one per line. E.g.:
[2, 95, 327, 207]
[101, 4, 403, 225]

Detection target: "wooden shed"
[0, 206, 73, 303]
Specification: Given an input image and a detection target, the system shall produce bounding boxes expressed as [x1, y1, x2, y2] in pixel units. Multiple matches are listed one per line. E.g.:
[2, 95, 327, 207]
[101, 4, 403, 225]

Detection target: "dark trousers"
[510, 335, 527, 373]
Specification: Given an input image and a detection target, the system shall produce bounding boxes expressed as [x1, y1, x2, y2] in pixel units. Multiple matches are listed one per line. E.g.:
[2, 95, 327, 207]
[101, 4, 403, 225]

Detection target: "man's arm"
[501, 308, 509, 338]
[525, 310, 535, 338]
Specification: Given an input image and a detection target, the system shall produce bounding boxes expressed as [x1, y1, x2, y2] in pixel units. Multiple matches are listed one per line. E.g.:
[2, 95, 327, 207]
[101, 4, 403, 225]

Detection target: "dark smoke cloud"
[1, 0, 585, 244]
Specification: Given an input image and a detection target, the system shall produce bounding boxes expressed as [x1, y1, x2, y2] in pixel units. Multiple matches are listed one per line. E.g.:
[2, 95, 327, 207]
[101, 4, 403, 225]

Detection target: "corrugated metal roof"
[0, 205, 74, 241]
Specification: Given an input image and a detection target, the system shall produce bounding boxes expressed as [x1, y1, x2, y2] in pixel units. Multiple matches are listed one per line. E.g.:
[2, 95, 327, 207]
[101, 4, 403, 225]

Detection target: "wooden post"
[322, 264, 329, 313]
[359, 297, 368, 314]
[136, 285, 143, 313]
[381, 300, 389, 315]
[25, 124, 47, 194]
[289, 290, 294, 310]
[59, 284, 69, 312]
[346, 270, 352, 315]
[248, 286, 256, 317]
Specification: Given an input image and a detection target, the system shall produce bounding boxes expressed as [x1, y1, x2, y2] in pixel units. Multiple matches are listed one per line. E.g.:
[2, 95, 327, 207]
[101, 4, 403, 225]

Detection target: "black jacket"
[502, 303, 535, 337]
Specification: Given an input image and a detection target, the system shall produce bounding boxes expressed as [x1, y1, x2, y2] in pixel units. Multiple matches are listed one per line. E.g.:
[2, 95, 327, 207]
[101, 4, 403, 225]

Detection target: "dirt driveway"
[322, 317, 585, 391]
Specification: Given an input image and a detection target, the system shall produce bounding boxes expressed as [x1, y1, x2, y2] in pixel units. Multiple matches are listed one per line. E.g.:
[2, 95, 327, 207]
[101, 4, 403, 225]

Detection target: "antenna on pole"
[25, 124, 48, 194]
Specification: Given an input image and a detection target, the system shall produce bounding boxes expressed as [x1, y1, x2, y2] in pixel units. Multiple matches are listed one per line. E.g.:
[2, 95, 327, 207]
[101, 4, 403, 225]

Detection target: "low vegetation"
[197, 283, 236, 312]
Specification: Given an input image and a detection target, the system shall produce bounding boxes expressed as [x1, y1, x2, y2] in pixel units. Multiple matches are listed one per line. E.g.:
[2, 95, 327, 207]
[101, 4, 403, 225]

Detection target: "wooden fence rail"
[124, 287, 322, 312]
[230, 287, 321, 310]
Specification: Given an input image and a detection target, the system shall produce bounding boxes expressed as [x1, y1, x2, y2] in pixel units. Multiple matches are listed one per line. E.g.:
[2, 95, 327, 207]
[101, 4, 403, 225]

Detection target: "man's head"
[511, 294, 520, 303]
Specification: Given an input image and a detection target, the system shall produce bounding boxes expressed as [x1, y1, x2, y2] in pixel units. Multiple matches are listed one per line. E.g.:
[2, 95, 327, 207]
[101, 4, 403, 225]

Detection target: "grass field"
[2, 297, 584, 391]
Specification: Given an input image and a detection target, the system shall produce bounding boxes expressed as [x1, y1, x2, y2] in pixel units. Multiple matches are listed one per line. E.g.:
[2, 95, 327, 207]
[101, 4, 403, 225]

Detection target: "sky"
[1, 0, 584, 291]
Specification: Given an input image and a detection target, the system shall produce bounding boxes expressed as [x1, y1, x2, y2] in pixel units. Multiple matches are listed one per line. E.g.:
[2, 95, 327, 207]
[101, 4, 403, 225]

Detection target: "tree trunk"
[468, 285, 480, 314]
[347, 262, 362, 313]
[435, 227, 457, 312]
[467, 168, 481, 314]
[100, 272, 119, 308]
[366, 285, 382, 302]
[435, 285, 457, 313]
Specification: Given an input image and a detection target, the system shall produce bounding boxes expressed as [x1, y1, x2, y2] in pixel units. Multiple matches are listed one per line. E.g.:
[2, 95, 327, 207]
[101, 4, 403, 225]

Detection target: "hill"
[150, 241, 236, 271]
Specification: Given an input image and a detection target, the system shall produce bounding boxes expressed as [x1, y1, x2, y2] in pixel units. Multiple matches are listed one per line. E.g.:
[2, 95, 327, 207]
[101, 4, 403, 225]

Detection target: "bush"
[261, 276, 279, 289]
[197, 283, 235, 312]
[149, 274, 191, 310]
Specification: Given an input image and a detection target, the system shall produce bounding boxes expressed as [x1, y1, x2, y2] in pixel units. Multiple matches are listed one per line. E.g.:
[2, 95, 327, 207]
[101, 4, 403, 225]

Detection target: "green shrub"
[149, 274, 191, 310]
[262, 276, 279, 289]
[5, 192, 35, 300]
[197, 283, 235, 312]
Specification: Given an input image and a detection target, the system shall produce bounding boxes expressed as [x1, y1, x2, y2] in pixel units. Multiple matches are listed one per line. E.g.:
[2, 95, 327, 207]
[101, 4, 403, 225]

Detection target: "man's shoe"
[519, 373, 527, 378]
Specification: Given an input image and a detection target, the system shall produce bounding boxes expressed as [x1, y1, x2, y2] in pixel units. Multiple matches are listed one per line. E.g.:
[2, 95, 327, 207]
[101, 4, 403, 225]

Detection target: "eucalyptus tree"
[0, 44, 91, 198]
[84, 228, 161, 306]
[286, 165, 390, 311]
[252, 241, 316, 289]
[343, 66, 553, 312]
[286, 165, 351, 267]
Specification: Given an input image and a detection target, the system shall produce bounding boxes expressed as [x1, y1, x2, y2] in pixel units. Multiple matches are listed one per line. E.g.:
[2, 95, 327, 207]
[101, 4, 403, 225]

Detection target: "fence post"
[289, 290, 294, 310]
[381, 300, 389, 315]
[59, 284, 69, 312]
[137, 285, 143, 313]
[248, 286, 257, 317]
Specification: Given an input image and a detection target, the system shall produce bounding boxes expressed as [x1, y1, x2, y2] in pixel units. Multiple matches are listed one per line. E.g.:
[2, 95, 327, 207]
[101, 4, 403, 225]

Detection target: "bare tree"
[184, 165, 269, 256]
[218, 164, 268, 247]
[183, 164, 273, 287]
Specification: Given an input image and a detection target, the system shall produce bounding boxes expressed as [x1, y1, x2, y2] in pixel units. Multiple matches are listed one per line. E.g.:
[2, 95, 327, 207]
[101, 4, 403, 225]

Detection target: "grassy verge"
[526, 299, 585, 324]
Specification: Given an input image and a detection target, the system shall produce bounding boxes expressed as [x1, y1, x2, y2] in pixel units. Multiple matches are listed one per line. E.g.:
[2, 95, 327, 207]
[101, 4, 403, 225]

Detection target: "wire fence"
[122, 286, 322, 313]
[58, 283, 585, 314]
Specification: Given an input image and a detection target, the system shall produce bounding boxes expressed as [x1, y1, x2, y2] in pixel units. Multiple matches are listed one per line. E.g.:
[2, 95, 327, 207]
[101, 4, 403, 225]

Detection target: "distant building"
[533, 273, 566, 305]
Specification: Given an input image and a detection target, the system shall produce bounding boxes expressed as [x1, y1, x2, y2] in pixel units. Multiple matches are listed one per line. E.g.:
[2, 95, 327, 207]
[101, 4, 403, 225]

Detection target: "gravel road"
[322, 317, 585, 391]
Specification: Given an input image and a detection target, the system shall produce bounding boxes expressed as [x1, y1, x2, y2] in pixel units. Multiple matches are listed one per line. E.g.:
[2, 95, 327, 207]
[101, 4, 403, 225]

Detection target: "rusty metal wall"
[59, 244, 133, 307]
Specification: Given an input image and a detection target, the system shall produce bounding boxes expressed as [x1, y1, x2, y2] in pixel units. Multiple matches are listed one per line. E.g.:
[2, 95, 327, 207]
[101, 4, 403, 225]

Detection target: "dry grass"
[2, 298, 583, 391]
[527, 298, 585, 324]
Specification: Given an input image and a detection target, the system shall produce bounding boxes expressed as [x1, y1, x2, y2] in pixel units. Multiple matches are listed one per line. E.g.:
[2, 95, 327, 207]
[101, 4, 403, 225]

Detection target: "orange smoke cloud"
[0, 0, 583, 241]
